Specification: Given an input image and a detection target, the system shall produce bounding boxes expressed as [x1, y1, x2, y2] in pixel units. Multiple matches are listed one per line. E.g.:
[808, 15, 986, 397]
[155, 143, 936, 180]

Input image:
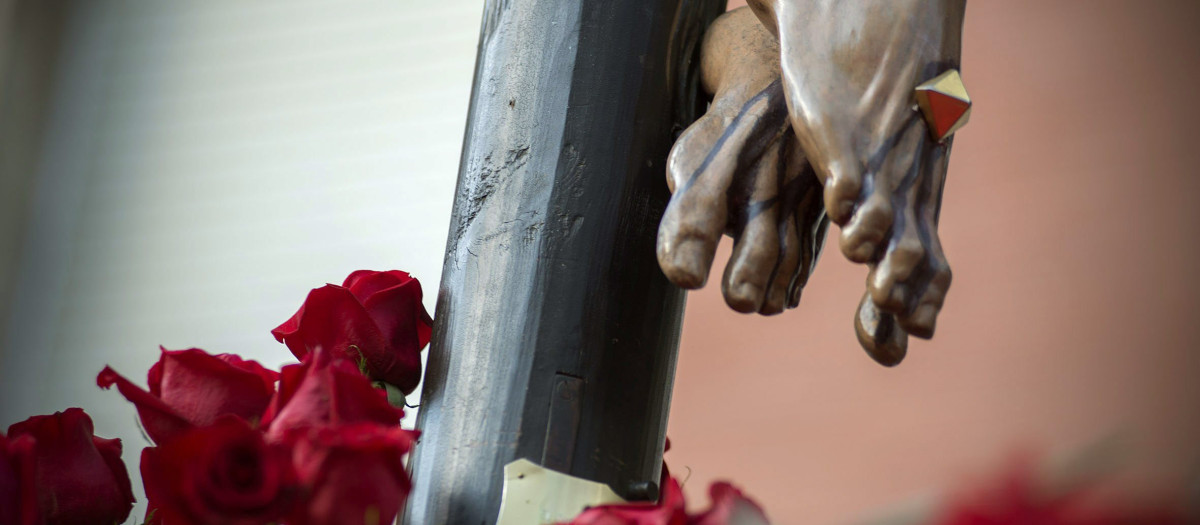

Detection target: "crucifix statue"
[405, 0, 969, 523]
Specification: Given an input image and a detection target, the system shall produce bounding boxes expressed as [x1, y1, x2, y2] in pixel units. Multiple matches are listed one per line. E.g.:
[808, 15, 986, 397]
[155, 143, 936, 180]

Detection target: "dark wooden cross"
[403, 1, 725, 523]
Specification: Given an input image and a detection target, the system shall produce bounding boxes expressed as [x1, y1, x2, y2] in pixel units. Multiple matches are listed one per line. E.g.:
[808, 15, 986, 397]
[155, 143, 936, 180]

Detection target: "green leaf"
[373, 381, 407, 409]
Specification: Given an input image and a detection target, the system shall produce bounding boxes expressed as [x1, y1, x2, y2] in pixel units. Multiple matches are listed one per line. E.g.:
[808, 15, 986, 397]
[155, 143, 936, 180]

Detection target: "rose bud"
[5, 409, 134, 525]
[261, 349, 403, 443]
[97, 347, 279, 444]
[282, 423, 417, 525]
[141, 416, 299, 525]
[272, 270, 433, 394]
[1, 432, 37, 525]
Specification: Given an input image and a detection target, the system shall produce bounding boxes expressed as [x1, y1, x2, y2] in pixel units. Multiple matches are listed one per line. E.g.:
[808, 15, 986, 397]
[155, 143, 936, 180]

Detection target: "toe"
[760, 142, 808, 315]
[723, 274, 767, 313]
[838, 189, 893, 263]
[657, 233, 721, 288]
[899, 261, 951, 339]
[759, 213, 801, 315]
[723, 147, 784, 312]
[821, 158, 863, 225]
[657, 184, 729, 289]
[657, 107, 762, 288]
[854, 291, 908, 366]
[869, 234, 926, 312]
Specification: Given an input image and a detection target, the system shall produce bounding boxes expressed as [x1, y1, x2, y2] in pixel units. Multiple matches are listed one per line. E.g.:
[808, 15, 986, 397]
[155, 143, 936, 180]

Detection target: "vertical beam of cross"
[403, 1, 725, 523]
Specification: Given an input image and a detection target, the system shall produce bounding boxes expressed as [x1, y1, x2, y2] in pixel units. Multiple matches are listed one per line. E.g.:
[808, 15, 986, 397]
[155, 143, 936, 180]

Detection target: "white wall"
[0, 1, 481, 519]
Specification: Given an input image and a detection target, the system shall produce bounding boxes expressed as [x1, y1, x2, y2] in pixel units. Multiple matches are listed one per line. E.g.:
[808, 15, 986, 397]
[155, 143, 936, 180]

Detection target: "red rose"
[565, 467, 687, 525]
[261, 349, 403, 443]
[566, 453, 770, 525]
[271, 270, 433, 394]
[141, 416, 299, 525]
[282, 424, 417, 525]
[688, 483, 770, 525]
[5, 409, 134, 525]
[565, 478, 772, 525]
[97, 347, 279, 444]
[1, 432, 37, 525]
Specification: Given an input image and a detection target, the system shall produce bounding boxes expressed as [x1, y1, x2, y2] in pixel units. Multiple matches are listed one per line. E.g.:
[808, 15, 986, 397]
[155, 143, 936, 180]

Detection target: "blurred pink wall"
[668, 1, 1200, 522]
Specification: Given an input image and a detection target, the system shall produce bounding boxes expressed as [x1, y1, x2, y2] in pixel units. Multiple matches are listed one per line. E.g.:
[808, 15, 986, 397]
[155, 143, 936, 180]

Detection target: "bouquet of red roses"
[3, 270, 430, 525]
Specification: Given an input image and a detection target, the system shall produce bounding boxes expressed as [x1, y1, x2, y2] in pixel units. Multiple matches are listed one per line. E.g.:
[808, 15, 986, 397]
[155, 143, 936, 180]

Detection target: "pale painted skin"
[657, 1, 967, 364]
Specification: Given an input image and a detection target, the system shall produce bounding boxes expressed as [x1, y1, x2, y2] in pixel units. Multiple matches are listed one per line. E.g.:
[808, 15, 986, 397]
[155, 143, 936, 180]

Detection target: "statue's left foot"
[657, 7, 812, 312]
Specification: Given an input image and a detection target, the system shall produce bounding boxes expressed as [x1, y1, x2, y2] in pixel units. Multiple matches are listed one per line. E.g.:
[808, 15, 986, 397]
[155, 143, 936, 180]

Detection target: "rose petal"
[283, 424, 416, 525]
[689, 482, 770, 525]
[271, 301, 307, 353]
[263, 350, 403, 443]
[342, 270, 411, 303]
[1, 433, 39, 525]
[351, 271, 434, 350]
[564, 476, 687, 525]
[260, 362, 307, 431]
[150, 348, 278, 427]
[215, 353, 280, 389]
[359, 280, 427, 392]
[98, 366, 194, 444]
[273, 285, 390, 371]
[92, 436, 135, 521]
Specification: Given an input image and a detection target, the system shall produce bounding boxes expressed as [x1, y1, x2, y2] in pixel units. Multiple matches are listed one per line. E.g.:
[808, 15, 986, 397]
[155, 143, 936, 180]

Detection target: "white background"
[0, 1, 481, 519]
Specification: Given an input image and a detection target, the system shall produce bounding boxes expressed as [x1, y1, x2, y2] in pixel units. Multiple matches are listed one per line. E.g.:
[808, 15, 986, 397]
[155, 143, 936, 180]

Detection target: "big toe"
[855, 292, 908, 366]
[658, 232, 720, 289]
[821, 159, 864, 225]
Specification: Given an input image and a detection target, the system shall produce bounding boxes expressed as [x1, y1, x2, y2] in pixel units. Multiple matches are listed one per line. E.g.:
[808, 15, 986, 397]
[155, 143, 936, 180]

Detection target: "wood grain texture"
[404, 1, 723, 523]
